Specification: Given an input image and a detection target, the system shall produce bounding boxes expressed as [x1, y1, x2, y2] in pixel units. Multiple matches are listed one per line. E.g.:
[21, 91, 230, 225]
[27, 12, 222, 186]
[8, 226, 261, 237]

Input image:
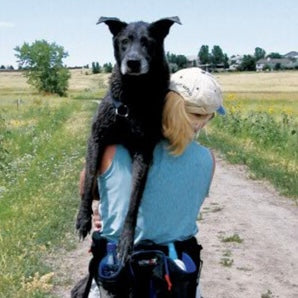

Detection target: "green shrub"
[15, 40, 71, 96]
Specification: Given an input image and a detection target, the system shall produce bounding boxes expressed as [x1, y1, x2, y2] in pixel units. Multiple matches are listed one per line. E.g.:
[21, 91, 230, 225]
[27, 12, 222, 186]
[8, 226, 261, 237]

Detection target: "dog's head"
[97, 17, 181, 76]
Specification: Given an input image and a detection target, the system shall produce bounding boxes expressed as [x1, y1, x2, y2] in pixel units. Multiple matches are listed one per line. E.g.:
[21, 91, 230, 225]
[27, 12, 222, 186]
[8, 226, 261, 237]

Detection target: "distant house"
[228, 55, 243, 71]
[186, 55, 199, 67]
[186, 56, 212, 71]
[284, 51, 298, 60]
[256, 57, 295, 71]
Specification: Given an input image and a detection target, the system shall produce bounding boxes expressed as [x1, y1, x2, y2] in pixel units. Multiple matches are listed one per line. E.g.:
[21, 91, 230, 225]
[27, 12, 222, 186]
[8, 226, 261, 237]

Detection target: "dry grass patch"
[0, 70, 110, 101]
[64, 110, 93, 136]
[7, 119, 37, 129]
[68, 69, 110, 92]
[215, 71, 298, 93]
[0, 71, 29, 91]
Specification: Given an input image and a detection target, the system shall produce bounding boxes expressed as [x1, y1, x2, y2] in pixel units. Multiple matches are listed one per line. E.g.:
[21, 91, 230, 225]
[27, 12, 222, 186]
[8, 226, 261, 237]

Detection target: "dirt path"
[52, 155, 298, 298]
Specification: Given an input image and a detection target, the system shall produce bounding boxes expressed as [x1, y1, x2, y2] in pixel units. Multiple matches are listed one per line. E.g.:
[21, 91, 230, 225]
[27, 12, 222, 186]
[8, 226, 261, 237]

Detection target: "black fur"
[76, 16, 181, 264]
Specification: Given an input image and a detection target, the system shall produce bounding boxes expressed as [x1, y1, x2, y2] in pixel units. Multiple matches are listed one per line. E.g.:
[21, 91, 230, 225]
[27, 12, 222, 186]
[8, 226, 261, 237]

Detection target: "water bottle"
[168, 243, 186, 271]
[103, 242, 118, 277]
[106, 242, 116, 264]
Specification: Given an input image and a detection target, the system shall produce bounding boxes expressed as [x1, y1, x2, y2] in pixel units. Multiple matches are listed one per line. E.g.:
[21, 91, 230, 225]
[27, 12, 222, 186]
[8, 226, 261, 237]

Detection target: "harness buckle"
[115, 104, 129, 118]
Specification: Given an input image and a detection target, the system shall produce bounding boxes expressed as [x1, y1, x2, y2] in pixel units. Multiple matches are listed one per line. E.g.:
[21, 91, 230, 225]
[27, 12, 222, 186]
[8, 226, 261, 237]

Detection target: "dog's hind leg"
[117, 150, 153, 264]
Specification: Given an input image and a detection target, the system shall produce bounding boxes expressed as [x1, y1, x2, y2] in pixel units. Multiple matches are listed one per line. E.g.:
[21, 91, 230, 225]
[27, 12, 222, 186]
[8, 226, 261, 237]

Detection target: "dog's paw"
[117, 230, 134, 265]
[76, 213, 92, 240]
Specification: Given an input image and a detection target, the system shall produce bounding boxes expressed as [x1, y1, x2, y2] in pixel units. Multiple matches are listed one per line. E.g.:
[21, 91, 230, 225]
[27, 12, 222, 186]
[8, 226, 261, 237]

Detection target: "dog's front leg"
[76, 133, 103, 239]
[117, 151, 152, 264]
[77, 110, 113, 239]
[76, 100, 115, 239]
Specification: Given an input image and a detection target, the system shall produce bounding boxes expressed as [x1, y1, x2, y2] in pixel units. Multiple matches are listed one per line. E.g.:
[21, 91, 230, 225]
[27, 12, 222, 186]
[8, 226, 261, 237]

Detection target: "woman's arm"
[210, 149, 216, 182]
[99, 145, 116, 175]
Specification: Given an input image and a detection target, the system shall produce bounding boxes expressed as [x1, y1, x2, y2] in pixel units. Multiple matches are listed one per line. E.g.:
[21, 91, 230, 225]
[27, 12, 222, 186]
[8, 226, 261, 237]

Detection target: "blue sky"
[1, 0, 297, 67]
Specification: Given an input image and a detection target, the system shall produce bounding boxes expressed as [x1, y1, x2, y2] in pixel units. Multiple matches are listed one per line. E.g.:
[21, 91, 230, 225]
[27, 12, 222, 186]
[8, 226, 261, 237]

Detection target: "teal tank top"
[97, 140, 213, 245]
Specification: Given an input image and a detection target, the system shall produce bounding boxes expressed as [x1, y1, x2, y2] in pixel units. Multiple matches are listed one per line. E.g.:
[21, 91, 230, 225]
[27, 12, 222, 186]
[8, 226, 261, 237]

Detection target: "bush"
[15, 40, 71, 96]
[262, 64, 271, 71]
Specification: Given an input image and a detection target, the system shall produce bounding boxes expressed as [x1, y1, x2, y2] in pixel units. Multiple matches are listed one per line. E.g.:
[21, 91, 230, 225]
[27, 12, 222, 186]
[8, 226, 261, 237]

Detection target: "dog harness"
[112, 97, 129, 118]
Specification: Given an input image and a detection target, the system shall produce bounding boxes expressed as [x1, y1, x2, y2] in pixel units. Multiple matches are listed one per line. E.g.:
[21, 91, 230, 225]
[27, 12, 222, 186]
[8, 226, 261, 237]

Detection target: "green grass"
[0, 98, 97, 297]
[261, 290, 273, 298]
[1, 70, 298, 296]
[221, 234, 244, 244]
[220, 258, 234, 267]
[0, 70, 107, 297]
[199, 92, 298, 199]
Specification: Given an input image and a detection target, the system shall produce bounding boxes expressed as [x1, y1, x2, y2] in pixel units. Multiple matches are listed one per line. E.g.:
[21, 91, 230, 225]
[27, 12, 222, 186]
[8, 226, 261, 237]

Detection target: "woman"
[80, 68, 225, 298]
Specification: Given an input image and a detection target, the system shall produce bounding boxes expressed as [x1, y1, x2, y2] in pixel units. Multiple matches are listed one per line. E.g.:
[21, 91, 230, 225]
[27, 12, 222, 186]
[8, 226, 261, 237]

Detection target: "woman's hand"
[92, 200, 102, 231]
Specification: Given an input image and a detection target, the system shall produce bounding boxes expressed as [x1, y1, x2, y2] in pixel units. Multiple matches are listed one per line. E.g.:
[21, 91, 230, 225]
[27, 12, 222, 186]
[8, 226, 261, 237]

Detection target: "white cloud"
[0, 22, 15, 28]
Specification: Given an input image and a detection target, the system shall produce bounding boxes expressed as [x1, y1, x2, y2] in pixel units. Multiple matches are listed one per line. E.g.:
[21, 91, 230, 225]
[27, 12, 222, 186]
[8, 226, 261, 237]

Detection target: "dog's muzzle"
[121, 57, 149, 75]
[127, 60, 141, 74]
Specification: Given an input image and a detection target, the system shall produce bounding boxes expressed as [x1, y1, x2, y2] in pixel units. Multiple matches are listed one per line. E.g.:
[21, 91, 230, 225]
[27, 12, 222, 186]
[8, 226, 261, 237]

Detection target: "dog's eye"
[140, 37, 148, 47]
[121, 39, 129, 46]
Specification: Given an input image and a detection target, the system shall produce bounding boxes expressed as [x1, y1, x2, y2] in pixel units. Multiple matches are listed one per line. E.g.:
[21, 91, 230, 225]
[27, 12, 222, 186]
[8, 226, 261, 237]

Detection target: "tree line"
[10, 39, 295, 96]
[91, 62, 113, 74]
[168, 45, 292, 72]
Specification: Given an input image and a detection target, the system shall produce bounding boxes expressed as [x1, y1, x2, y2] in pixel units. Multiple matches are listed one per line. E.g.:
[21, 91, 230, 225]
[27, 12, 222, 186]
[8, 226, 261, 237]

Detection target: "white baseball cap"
[169, 67, 225, 115]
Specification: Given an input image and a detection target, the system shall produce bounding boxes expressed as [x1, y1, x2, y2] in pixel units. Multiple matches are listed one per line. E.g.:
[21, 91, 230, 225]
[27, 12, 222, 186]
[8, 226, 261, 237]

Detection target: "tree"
[262, 64, 271, 71]
[198, 45, 210, 64]
[103, 62, 113, 73]
[166, 52, 188, 71]
[92, 62, 101, 74]
[254, 47, 266, 61]
[175, 55, 188, 69]
[210, 45, 224, 66]
[15, 40, 70, 96]
[274, 63, 282, 70]
[239, 55, 256, 71]
[223, 54, 229, 69]
[267, 52, 282, 59]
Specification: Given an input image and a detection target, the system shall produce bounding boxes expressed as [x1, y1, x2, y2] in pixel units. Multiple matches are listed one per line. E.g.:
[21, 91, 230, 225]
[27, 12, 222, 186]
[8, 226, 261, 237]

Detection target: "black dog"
[76, 16, 181, 264]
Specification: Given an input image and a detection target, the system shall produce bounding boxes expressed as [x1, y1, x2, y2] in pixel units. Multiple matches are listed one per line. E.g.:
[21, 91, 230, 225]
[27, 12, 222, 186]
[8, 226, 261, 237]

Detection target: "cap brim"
[216, 106, 226, 115]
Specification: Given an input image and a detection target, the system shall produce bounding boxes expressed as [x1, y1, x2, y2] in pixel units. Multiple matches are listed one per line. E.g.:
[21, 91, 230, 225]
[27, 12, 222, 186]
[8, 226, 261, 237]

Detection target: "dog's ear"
[149, 16, 181, 40]
[96, 17, 127, 36]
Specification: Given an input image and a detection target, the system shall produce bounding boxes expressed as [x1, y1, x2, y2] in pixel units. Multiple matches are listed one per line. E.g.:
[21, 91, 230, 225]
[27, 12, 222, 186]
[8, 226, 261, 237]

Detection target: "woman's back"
[98, 140, 213, 244]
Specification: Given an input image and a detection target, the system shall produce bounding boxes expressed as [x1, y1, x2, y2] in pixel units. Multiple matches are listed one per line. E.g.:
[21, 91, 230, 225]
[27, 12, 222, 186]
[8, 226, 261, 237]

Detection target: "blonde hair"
[162, 91, 213, 156]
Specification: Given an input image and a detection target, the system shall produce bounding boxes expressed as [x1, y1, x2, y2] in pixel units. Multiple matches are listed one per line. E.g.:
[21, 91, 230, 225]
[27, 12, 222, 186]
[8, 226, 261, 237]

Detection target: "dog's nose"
[127, 60, 141, 73]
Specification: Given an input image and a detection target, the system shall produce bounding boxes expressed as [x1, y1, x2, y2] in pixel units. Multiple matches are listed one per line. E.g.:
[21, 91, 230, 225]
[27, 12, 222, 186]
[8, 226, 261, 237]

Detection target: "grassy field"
[0, 70, 106, 297]
[201, 71, 298, 198]
[0, 69, 297, 297]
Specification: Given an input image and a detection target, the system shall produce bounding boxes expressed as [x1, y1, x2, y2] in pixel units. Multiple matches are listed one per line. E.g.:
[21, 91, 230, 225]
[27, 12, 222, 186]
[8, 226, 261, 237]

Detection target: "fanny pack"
[91, 232, 203, 298]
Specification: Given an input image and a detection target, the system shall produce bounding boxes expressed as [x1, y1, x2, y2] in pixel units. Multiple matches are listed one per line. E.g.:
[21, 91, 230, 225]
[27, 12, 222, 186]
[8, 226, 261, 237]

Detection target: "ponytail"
[162, 91, 194, 155]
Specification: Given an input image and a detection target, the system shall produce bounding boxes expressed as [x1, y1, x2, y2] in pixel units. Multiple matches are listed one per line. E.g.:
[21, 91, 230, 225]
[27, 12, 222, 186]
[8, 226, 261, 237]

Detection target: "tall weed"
[200, 94, 298, 198]
[0, 112, 9, 170]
